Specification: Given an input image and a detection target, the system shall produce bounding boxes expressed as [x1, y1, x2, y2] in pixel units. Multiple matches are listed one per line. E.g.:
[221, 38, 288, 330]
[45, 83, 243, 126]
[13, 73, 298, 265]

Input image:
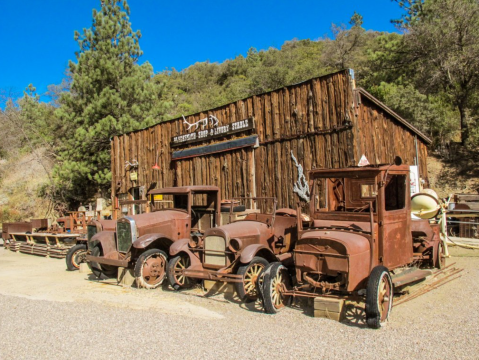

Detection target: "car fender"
[169, 238, 202, 270]
[169, 238, 190, 256]
[240, 244, 276, 264]
[132, 233, 173, 250]
[89, 231, 116, 256]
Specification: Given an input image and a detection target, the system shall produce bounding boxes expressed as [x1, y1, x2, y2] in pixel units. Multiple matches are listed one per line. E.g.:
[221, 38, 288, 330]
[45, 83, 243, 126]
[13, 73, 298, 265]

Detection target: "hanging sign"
[171, 117, 254, 147]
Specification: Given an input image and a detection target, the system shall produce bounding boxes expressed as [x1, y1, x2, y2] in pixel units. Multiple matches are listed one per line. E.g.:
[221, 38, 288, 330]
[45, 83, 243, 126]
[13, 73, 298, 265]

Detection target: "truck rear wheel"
[134, 248, 168, 289]
[235, 257, 269, 301]
[365, 266, 393, 329]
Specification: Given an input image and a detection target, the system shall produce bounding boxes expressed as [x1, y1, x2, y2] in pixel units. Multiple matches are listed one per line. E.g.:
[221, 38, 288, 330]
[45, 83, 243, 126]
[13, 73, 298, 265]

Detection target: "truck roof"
[148, 185, 220, 195]
[309, 164, 410, 178]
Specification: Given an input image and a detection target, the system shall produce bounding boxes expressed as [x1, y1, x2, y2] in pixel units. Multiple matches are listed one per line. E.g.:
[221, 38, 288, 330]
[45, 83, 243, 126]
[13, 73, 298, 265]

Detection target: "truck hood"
[127, 210, 188, 229]
[205, 220, 270, 241]
[299, 229, 370, 255]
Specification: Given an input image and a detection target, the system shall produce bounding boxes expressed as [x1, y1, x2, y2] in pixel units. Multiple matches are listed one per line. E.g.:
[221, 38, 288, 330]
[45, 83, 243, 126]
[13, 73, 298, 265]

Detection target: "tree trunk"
[459, 105, 468, 145]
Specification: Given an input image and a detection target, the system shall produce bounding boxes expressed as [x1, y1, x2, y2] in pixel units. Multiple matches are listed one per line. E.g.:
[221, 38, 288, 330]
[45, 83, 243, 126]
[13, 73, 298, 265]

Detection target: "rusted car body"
[65, 219, 116, 271]
[168, 198, 300, 300]
[261, 163, 444, 328]
[86, 186, 241, 288]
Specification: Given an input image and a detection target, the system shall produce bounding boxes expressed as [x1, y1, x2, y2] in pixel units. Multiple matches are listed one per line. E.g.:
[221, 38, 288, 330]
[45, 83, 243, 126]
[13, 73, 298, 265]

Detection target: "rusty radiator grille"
[204, 236, 226, 266]
[116, 221, 132, 253]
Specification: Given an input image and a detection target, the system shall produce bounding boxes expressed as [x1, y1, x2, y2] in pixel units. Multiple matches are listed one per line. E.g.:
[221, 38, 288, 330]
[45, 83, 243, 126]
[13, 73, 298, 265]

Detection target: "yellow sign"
[130, 172, 138, 181]
[153, 194, 163, 201]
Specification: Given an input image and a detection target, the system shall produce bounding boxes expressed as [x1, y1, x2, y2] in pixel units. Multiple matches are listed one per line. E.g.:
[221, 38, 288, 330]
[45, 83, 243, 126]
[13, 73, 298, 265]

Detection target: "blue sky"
[0, 0, 404, 103]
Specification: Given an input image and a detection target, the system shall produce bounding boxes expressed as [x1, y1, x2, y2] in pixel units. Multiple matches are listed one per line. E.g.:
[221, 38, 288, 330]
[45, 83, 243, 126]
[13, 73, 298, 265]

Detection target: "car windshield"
[150, 194, 187, 212]
[312, 176, 377, 213]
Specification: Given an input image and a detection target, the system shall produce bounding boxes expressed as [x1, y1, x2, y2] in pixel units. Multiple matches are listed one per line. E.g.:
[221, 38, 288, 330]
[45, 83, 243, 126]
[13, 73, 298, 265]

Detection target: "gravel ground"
[0, 246, 478, 360]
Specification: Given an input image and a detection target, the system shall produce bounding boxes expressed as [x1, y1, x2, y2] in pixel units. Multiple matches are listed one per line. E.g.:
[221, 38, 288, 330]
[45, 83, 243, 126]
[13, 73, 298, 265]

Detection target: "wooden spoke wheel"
[436, 241, 446, 269]
[366, 266, 393, 329]
[262, 262, 292, 314]
[134, 248, 167, 289]
[236, 257, 269, 301]
[167, 254, 198, 290]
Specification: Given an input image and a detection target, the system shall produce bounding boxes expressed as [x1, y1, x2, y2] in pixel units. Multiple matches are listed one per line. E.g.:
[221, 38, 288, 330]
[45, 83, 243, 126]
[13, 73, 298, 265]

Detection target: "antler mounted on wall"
[125, 160, 139, 170]
[182, 114, 219, 132]
[291, 151, 310, 202]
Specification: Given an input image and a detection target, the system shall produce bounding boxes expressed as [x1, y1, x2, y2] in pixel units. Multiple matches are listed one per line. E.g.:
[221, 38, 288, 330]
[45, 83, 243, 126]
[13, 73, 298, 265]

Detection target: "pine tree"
[55, 0, 168, 202]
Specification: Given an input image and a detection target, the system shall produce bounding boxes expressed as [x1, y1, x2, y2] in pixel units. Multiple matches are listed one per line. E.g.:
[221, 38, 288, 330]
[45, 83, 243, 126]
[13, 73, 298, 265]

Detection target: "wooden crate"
[313, 297, 345, 322]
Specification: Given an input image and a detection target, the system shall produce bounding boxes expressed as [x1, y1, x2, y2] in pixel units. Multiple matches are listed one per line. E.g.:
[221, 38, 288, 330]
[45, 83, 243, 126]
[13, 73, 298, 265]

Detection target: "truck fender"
[169, 238, 190, 256]
[89, 231, 116, 256]
[132, 233, 173, 250]
[169, 238, 202, 270]
[240, 244, 277, 264]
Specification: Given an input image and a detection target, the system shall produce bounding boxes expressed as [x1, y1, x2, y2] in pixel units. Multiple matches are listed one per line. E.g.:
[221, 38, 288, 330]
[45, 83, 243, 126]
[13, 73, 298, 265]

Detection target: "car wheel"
[88, 245, 118, 280]
[435, 241, 446, 269]
[262, 262, 292, 314]
[134, 248, 168, 289]
[365, 266, 393, 329]
[235, 256, 269, 301]
[167, 254, 198, 290]
[66, 244, 87, 271]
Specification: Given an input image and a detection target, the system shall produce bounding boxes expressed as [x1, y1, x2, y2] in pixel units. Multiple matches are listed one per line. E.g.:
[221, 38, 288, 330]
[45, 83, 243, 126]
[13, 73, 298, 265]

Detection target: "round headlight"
[189, 234, 201, 248]
[228, 238, 242, 253]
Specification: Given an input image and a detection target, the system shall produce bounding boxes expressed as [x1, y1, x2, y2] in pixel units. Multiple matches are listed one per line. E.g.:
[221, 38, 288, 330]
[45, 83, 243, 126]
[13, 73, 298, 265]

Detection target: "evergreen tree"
[55, 0, 168, 202]
[396, 0, 479, 145]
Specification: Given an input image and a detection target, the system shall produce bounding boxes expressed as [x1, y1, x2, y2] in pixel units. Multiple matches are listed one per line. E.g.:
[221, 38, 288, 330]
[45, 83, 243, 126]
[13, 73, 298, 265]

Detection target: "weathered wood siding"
[111, 69, 430, 214]
[352, 90, 429, 178]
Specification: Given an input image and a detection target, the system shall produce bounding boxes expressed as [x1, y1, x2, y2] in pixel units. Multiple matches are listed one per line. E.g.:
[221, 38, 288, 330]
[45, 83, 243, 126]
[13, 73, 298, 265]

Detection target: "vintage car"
[260, 161, 445, 328]
[86, 186, 246, 288]
[65, 218, 116, 271]
[167, 198, 300, 301]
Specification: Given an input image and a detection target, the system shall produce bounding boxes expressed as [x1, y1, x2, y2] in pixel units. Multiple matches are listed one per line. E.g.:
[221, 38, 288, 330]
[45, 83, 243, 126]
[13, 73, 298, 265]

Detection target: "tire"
[220, 205, 246, 213]
[88, 245, 118, 280]
[134, 248, 168, 289]
[167, 254, 198, 290]
[262, 262, 292, 314]
[365, 266, 393, 329]
[66, 244, 87, 271]
[435, 241, 446, 269]
[235, 256, 269, 301]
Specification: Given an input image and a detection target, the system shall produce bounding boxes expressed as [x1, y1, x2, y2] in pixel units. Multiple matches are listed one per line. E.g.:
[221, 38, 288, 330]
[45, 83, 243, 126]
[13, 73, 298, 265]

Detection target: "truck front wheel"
[365, 266, 393, 329]
[235, 257, 269, 301]
[134, 248, 168, 289]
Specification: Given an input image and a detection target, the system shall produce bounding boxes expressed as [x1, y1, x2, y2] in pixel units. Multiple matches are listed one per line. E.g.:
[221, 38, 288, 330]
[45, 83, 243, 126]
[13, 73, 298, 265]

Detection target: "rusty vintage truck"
[260, 162, 446, 328]
[85, 186, 246, 288]
[167, 198, 301, 301]
[65, 218, 116, 271]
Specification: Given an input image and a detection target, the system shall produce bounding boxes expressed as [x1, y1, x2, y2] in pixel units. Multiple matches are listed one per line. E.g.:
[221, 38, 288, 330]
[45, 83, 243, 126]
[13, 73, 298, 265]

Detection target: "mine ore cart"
[86, 186, 246, 288]
[260, 162, 445, 328]
[167, 198, 300, 301]
[65, 219, 116, 271]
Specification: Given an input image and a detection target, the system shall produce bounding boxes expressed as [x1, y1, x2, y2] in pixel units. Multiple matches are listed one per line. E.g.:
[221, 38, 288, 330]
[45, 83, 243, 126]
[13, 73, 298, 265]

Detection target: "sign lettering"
[171, 117, 254, 147]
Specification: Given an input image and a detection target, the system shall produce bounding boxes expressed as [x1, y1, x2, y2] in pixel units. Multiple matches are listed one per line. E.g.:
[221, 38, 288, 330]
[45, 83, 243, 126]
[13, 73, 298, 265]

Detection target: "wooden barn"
[110, 69, 431, 218]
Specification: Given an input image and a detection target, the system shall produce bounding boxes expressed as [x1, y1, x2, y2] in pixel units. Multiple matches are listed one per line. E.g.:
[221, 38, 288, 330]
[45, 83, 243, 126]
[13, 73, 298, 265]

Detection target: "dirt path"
[0, 246, 478, 359]
[0, 249, 224, 320]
